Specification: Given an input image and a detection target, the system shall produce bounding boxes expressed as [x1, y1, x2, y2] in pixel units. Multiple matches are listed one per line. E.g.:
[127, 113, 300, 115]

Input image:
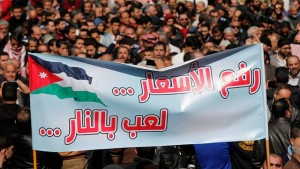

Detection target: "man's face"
[117, 47, 130, 61]
[100, 0, 108, 7]
[144, 51, 154, 59]
[294, 34, 300, 44]
[0, 55, 8, 70]
[43, 1, 52, 11]
[57, 21, 66, 32]
[228, 7, 236, 18]
[86, 45, 96, 57]
[204, 42, 215, 50]
[3, 146, 14, 162]
[131, 8, 142, 19]
[97, 23, 105, 32]
[13, 8, 22, 20]
[287, 57, 300, 76]
[148, 6, 157, 17]
[4, 64, 17, 81]
[201, 26, 209, 38]
[28, 40, 38, 52]
[210, 11, 220, 21]
[231, 21, 241, 35]
[185, 1, 194, 12]
[263, 156, 283, 169]
[275, 4, 283, 15]
[84, 2, 92, 14]
[32, 27, 42, 40]
[224, 32, 235, 42]
[0, 24, 8, 36]
[46, 21, 56, 33]
[169, 0, 177, 8]
[153, 45, 165, 59]
[10, 39, 22, 51]
[279, 44, 291, 58]
[120, 12, 130, 25]
[58, 44, 69, 56]
[233, 10, 241, 21]
[124, 28, 137, 40]
[196, 2, 205, 13]
[74, 39, 84, 49]
[87, 22, 95, 30]
[67, 28, 76, 41]
[212, 31, 222, 41]
[293, 137, 300, 156]
[111, 22, 120, 35]
[179, 14, 189, 28]
[91, 32, 100, 42]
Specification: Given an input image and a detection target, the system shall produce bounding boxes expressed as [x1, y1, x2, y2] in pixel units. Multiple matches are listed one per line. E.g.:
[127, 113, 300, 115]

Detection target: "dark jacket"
[283, 156, 300, 169]
[9, 132, 63, 169]
[269, 117, 290, 154]
[0, 103, 20, 136]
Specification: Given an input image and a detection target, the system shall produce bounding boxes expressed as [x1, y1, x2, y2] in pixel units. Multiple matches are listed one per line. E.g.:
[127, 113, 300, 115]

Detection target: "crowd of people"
[1, 0, 300, 168]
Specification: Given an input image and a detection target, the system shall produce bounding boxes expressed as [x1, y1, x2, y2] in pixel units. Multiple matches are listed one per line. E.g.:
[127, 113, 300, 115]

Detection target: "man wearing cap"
[270, 38, 292, 67]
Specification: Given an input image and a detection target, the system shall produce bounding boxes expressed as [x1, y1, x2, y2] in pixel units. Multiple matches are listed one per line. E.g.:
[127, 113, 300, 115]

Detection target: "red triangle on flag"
[29, 56, 63, 92]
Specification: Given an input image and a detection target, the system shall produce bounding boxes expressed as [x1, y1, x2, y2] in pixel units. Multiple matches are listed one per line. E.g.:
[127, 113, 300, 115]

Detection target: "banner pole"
[265, 139, 270, 169]
[33, 150, 37, 169]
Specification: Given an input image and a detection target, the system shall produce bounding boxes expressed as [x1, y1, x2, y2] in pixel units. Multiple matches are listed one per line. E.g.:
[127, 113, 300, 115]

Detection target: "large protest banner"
[29, 44, 268, 152]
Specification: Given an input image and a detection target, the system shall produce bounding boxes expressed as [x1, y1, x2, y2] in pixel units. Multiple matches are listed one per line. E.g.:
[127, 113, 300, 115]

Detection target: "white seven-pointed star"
[39, 72, 48, 79]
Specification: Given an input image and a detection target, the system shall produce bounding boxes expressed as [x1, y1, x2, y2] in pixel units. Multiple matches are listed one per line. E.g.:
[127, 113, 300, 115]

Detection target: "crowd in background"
[1, 0, 300, 168]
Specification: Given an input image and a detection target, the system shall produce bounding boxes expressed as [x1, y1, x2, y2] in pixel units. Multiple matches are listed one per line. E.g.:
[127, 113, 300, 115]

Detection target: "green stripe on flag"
[32, 83, 107, 107]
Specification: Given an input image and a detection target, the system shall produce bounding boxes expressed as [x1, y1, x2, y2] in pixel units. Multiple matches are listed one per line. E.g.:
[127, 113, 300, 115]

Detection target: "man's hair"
[47, 39, 56, 49]
[84, 38, 98, 48]
[272, 98, 290, 119]
[144, 4, 155, 14]
[17, 107, 31, 132]
[2, 81, 18, 101]
[10, 31, 23, 43]
[110, 17, 120, 25]
[12, 4, 22, 11]
[0, 136, 12, 150]
[212, 25, 222, 35]
[274, 83, 292, 96]
[54, 18, 65, 26]
[0, 20, 9, 26]
[64, 25, 76, 35]
[0, 51, 9, 57]
[44, 19, 54, 26]
[90, 28, 100, 35]
[29, 37, 38, 43]
[275, 67, 289, 83]
[153, 41, 166, 51]
[139, 15, 152, 24]
[136, 147, 156, 160]
[287, 55, 300, 66]
[79, 29, 90, 36]
[56, 39, 68, 48]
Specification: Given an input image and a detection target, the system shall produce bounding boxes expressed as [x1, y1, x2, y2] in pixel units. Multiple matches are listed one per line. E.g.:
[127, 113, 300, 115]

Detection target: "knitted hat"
[164, 14, 175, 24]
[94, 18, 103, 27]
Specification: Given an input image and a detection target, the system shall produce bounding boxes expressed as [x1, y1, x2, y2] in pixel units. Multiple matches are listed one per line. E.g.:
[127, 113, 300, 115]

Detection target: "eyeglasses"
[275, 6, 282, 9]
[232, 26, 240, 29]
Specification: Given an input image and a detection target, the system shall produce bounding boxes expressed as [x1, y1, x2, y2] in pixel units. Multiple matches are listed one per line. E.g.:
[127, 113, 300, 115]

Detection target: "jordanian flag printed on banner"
[29, 55, 107, 106]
